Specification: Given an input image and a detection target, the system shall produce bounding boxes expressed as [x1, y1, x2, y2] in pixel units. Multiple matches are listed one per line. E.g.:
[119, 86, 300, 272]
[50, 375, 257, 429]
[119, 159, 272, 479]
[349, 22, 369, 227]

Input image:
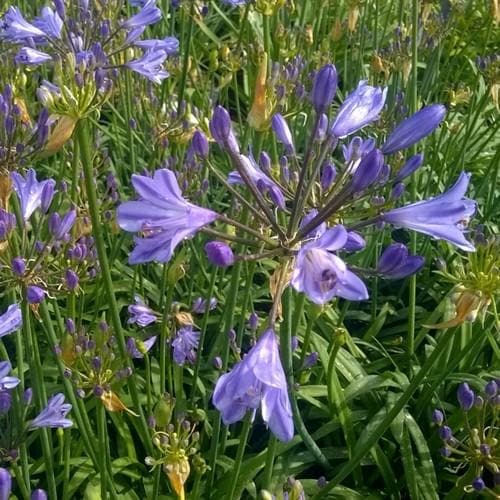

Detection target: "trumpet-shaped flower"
[33, 7, 63, 39]
[0, 304, 22, 338]
[30, 393, 72, 429]
[0, 7, 46, 41]
[331, 81, 387, 138]
[213, 329, 293, 442]
[126, 49, 169, 84]
[11, 169, 56, 221]
[291, 225, 369, 304]
[172, 326, 200, 366]
[377, 243, 424, 279]
[0, 361, 20, 392]
[127, 296, 158, 327]
[122, 0, 161, 29]
[117, 169, 218, 264]
[15, 47, 52, 65]
[382, 172, 476, 251]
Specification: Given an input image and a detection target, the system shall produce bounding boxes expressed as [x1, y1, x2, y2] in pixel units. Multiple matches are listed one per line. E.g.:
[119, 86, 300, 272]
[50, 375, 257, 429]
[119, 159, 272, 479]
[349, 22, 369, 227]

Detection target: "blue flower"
[30, 393, 73, 429]
[11, 169, 56, 221]
[33, 6, 63, 39]
[15, 47, 52, 65]
[172, 326, 200, 366]
[291, 225, 368, 304]
[126, 49, 169, 84]
[0, 304, 22, 338]
[213, 329, 293, 442]
[0, 361, 20, 392]
[382, 172, 476, 251]
[1, 7, 46, 42]
[117, 169, 218, 264]
[377, 243, 425, 279]
[122, 0, 162, 29]
[127, 296, 158, 327]
[134, 36, 179, 55]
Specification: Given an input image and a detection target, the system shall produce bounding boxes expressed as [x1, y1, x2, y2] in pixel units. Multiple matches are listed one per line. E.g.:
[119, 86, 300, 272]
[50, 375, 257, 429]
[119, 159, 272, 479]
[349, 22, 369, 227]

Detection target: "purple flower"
[30, 393, 72, 429]
[432, 409, 444, 425]
[0, 304, 22, 338]
[209, 106, 240, 154]
[31, 489, 48, 500]
[192, 297, 217, 314]
[394, 153, 424, 183]
[172, 326, 200, 366]
[204, 241, 235, 267]
[0, 468, 11, 500]
[65, 269, 79, 291]
[135, 36, 179, 54]
[382, 172, 476, 251]
[311, 64, 338, 112]
[11, 169, 56, 221]
[377, 243, 425, 279]
[48, 209, 77, 240]
[213, 329, 293, 442]
[381, 105, 446, 155]
[117, 169, 218, 264]
[122, 0, 161, 29]
[127, 296, 158, 327]
[291, 225, 368, 304]
[472, 478, 485, 492]
[26, 285, 46, 304]
[33, 6, 63, 39]
[15, 47, 52, 65]
[271, 114, 294, 152]
[350, 149, 384, 192]
[228, 153, 285, 209]
[331, 81, 387, 138]
[191, 130, 210, 158]
[127, 336, 157, 358]
[344, 231, 366, 252]
[0, 361, 20, 392]
[1, 7, 45, 42]
[457, 382, 475, 411]
[126, 49, 169, 84]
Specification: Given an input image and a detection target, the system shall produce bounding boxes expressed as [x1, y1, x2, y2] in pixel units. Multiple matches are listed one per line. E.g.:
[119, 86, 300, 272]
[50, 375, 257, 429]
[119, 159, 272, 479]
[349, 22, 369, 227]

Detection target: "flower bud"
[24, 388, 33, 405]
[271, 114, 294, 152]
[439, 425, 452, 441]
[315, 113, 329, 142]
[259, 151, 271, 175]
[31, 489, 48, 500]
[41, 180, 56, 213]
[320, 162, 336, 190]
[213, 356, 222, 370]
[248, 312, 258, 330]
[209, 106, 239, 154]
[0, 392, 12, 414]
[472, 478, 485, 491]
[394, 153, 424, 182]
[391, 182, 405, 199]
[382, 105, 446, 155]
[11, 257, 26, 276]
[351, 149, 384, 192]
[457, 382, 475, 411]
[204, 241, 235, 267]
[485, 380, 498, 397]
[65, 269, 79, 291]
[26, 285, 46, 304]
[192, 130, 209, 158]
[431, 409, 444, 425]
[0, 468, 12, 500]
[311, 64, 338, 112]
[344, 231, 366, 252]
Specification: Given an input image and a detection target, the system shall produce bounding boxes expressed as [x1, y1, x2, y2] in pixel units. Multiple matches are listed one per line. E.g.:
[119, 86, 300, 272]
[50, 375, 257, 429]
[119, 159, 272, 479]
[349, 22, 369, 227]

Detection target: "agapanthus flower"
[134, 36, 179, 54]
[0, 7, 46, 41]
[15, 47, 52, 65]
[11, 169, 56, 221]
[117, 169, 218, 264]
[377, 243, 424, 279]
[172, 326, 200, 366]
[191, 297, 217, 314]
[0, 468, 11, 499]
[382, 172, 476, 251]
[127, 296, 158, 327]
[213, 329, 293, 442]
[30, 393, 72, 429]
[331, 81, 387, 138]
[291, 225, 368, 304]
[0, 304, 22, 338]
[126, 49, 169, 84]
[122, 0, 161, 29]
[228, 153, 285, 209]
[127, 336, 157, 359]
[0, 361, 20, 392]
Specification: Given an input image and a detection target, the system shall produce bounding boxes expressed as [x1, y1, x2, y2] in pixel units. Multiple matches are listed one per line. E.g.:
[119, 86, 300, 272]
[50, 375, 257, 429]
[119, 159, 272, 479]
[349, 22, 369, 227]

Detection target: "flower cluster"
[433, 381, 499, 495]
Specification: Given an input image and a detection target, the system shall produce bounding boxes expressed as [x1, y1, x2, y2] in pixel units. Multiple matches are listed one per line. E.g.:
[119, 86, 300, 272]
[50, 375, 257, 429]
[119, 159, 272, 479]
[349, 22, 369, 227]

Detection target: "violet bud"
[303, 352, 318, 368]
[394, 153, 424, 182]
[41, 180, 56, 213]
[311, 64, 337, 112]
[24, 388, 33, 405]
[317, 476, 327, 488]
[344, 231, 366, 252]
[291, 336, 299, 351]
[259, 151, 271, 174]
[457, 382, 475, 411]
[432, 409, 444, 425]
[11, 257, 26, 276]
[351, 149, 384, 192]
[391, 182, 405, 199]
[485, 380, 497, 397]
[382, 105, 446, 155]
[213, 356, 222, 370]
[0, 468, 12, 500]
[54, 0, 66, 18]
[192, 131, 209, 158]
[268, 185, 286, 209]
[472, 478, 485, 492]
[271, 114, 294, 152]
[26, 285, 46, 304]
[204, 241, 235, 267]
[65, 269, 79, 291]
[439, 425, 453, 441]
[0, 392, 12, 414]
[248, 312, 258, 330]
[147, 415, 156, 428]
[65, 318, 75, 333]
[315, 113, 328, 142]
[209, 106, 239, 154]
[320, 162, 336, 190]
[377, 243, 424, 279]
[479, 443, 490, 456]
[440, 447, 451, 457]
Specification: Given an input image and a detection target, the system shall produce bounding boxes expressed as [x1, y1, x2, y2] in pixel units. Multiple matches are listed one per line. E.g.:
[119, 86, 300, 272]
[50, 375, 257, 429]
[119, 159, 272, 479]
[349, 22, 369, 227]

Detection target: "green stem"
[314, 327, 457, 498]
[76, 120, 153, 455]
[97, 403, 109, 499]
[262, 436, 278, 490]
[227, 413, 252, 500]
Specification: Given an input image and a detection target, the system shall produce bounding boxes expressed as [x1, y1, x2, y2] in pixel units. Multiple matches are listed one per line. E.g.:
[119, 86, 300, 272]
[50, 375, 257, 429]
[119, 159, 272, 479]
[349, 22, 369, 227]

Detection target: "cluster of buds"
[433, 381, 500, 495]
[260, 476, 306, 500]
[57, 320, 135, 414]
[146, 394, 207, 499]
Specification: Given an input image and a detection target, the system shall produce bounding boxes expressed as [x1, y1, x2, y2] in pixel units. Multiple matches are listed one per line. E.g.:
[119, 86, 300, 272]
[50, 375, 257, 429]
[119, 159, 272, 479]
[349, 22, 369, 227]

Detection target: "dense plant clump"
[0, 0, 498, 498]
